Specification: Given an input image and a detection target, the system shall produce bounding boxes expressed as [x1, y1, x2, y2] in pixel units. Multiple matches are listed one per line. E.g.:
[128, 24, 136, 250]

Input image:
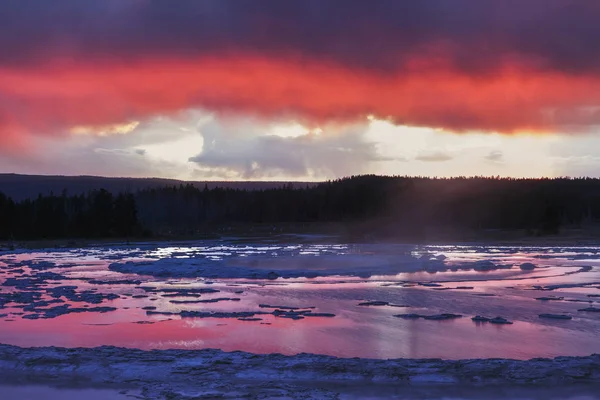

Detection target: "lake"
[1, 237, 600, 360]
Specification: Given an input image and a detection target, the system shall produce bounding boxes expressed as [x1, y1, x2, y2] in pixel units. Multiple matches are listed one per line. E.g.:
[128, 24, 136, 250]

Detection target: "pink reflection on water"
[2, 244, 600, 360]
[0, 311, 353, 355]
[1, 309, 598, 360]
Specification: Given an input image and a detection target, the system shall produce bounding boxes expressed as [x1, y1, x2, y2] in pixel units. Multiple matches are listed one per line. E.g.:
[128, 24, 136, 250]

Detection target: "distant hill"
[0, 174, 316, 201]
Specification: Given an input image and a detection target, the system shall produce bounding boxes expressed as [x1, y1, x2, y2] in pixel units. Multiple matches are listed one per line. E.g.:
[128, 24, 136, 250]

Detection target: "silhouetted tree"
[7, 176, 600, 240]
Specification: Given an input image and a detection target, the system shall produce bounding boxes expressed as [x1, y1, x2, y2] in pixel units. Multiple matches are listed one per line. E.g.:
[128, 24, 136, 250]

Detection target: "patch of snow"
[1, 344, 600, 399]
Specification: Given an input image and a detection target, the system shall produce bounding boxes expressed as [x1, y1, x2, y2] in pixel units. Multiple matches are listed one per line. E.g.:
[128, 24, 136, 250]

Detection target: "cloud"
[3, 1, 600, 74]
[552, 155, 600, 178]
[4, 57, 600, 151]
[2, 1, 600, 150]
[189, 117, 382, 179]
[0, 113, 207, 178]
[71, 122, 140, 136]
[93, 148, 146, 156]
[415, 151, 453, 162]
[484, 150, 504, 162]
[1, 110, 389, 180]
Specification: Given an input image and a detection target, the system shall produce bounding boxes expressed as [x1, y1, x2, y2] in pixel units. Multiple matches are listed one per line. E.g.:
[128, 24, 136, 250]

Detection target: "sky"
[2, 0, 600, 181]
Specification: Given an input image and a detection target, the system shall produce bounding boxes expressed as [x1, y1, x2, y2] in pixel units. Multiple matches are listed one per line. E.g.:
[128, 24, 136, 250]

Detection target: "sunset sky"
[2, 0, 600, 180]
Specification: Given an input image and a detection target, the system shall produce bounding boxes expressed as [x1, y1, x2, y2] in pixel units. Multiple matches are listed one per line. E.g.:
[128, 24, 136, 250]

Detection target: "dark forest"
[2, 175, 600, 241]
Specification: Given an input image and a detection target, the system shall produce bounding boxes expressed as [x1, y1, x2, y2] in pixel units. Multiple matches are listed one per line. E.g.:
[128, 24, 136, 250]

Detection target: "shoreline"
[1, 343, 600, 398]
[3, 229, 600, 251]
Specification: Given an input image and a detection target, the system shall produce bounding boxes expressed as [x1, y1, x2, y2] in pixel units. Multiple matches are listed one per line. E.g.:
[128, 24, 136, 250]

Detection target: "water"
[1, 238, 600, 360]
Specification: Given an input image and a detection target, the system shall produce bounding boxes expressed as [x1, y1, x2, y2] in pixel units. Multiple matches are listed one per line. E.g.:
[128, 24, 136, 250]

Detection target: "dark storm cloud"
[1, 0, 600, 74]
[3, 0, 600, 151]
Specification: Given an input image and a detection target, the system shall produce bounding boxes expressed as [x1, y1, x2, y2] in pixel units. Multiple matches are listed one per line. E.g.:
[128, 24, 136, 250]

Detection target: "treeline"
[3, 175, 600, 240]
[134, 176, 590, 237]
[0, 190, 141, 240]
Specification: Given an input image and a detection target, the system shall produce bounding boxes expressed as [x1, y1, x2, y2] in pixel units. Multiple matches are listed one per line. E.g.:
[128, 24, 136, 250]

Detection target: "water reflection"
[1, 242, 600, 360]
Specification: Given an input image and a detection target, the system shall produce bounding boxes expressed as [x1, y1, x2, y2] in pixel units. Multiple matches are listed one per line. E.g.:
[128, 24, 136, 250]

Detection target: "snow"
[0, 385, 131, 400]
[0, 344, 600, 399]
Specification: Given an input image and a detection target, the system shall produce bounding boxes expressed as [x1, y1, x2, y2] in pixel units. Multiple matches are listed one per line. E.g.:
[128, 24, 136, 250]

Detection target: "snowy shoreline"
[1, 344, 600, 399]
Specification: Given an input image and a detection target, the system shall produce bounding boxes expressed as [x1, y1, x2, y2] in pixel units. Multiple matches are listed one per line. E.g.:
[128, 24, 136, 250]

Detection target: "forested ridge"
[2, 175, 600, 240]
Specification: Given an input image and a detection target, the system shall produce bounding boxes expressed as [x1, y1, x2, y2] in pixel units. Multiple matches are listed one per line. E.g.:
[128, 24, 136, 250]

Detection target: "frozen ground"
[0, 384, 131, 400]
[1, 344, 600, 399]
